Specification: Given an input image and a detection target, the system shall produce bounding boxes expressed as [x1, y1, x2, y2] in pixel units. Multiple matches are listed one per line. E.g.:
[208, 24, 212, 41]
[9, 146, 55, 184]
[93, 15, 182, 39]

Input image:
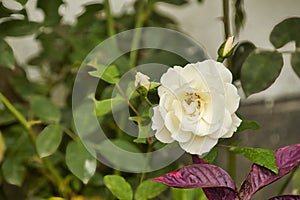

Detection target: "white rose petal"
[135, 72, 150, 88]
[151, 59, 241, 156]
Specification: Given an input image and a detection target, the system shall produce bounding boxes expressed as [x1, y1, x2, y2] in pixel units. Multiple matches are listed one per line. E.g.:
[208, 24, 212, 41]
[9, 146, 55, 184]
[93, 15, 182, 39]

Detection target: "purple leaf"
[239, 144, 300, 200]
[152, 164, 238, 200]
[269, 195, 300, 200]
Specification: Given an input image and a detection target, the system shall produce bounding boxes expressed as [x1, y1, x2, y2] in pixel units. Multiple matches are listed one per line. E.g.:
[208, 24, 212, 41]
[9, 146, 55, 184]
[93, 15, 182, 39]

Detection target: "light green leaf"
[36, 124, 63, 158]
[94, 97, 124, 117]
[2, 158, 26, 186]
[37, 0, 63, 26]
[291, 51, 300, 78]
[241, 50, 283, 96]
[88, 62, 120, 84]
[171, 188, 206, 200]
[0, 20, 40, 37]
[30, 95, 61, 123]
[104, 175, 133, 200]
[230, 146, 278, 174]
[270, 17, 300, 48]
[135, 179, 167, 200]
[0, 38, 15, 69]
[66, 141, 96, 184]
[0, 131, 6, 163]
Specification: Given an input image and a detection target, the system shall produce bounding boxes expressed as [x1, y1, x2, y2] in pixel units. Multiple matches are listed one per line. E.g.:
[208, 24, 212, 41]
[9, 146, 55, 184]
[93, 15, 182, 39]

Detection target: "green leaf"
[230, 146, 278, 174]
[240, 50, 283, 96]
[270, 17, 300, 48]
[30, 95, 61, 123]
[104, 175, 133, 200]
[0, 20, 40, 37]
[0, 3, 13, 18]
[1, 157, 26, 186]
[135, 179, 167, 200]
[203, 147, 218, 164]
[0, 131, 6, 163]
[157, 0, 188, 5]
[95, 139, 145, 171]
[66, 141, 96, 184]
[233, 0, 246, 36]
[88, 62, 120, 84]
[36, 124, 63, 158]
[0, 38, 15, 69]
[232, 41, 256, 80]
[37, 0, 63, 26]
[16, 0, 28, 5]
[171, 188, 207, 200]
[94, 97, 124, 117]
[236, 113, 260, 133]
[291, 51, 300, 78]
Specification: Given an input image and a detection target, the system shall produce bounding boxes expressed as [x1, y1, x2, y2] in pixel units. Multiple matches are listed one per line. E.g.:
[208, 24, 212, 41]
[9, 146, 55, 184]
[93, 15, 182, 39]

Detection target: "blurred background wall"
[3, 0, 300, 101]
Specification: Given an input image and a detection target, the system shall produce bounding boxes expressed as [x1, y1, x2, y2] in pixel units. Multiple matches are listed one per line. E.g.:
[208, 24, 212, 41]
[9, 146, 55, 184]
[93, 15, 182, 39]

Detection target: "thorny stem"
[0, 92, 70, 197]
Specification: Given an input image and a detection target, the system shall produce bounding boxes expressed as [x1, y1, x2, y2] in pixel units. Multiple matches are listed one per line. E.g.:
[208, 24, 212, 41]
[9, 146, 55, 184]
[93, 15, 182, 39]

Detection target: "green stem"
[129, 0, 155, 68]
[222, 0, 232, 38]
[228, 150, 236, 180]
[0, 92, 70, 197]
[104, 0, 116, 37]
[277, 166, 298, 195]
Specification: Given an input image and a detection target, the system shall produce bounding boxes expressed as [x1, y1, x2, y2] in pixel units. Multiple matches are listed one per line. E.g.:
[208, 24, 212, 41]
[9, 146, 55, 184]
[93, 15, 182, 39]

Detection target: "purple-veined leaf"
[269, 195, 300, 200]
[191, 154, 208, 164]
[239, 144, 300, 200]
[152, 164, 238, 200]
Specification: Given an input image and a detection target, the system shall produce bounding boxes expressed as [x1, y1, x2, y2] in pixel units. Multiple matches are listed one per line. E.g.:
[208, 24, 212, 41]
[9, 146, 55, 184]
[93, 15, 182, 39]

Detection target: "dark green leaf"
[236, 113, 260, 133]
[36, 124, 63, 158]
[66, 141, 96, 184]
[291, 51, 300, 78]
[74, 3, 104, 30]
[11, 77, 46, 99]
[104, 175, 133, 200]
[1, 158, 26, 186]
[30, 95, 61, 123]
[241, 50, 283, 96]
[0, 38, 15, 69]
[135, 179, 167, 200]
[16, 0, 28, 5]
[232, 41, 256, 80]
[0, 20, 40, 37]
[233, 0, 246, 36]
[37, 0, 63, 26]
[0, 3, 13, 18]
[230, 146, 278, 174]
[270, 17, 300, 48]
[203, 147, 218, 163]
[157, 0, 188, 5]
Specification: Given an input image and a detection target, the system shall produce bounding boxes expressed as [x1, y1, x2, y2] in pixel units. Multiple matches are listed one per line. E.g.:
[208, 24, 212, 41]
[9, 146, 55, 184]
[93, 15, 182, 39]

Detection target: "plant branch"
[222, 0, 232, 38]
[129, 0, 156, 68]
[0, 92, 70, 197]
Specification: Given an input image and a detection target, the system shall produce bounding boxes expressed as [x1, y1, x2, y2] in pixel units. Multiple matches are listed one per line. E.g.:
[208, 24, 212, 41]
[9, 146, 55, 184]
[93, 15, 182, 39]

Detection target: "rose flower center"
[182, 92, 202, 116]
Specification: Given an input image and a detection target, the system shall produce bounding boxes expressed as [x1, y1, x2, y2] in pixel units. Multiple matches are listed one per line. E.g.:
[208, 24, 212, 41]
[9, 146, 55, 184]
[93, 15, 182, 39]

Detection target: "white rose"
[151, 59, 241, 156]
[135, 72, 151, 88]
